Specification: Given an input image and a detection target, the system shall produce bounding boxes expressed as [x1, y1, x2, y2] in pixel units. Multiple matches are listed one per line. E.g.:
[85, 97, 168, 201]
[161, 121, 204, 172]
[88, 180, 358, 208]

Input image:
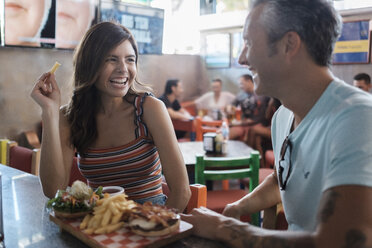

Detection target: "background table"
[178, 140, 254, 183]
[0, 164, 224, 248]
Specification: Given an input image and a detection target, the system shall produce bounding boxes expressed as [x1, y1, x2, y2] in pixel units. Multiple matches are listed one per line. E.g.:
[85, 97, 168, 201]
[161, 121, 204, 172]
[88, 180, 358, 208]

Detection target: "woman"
[31, 22, 191, 211]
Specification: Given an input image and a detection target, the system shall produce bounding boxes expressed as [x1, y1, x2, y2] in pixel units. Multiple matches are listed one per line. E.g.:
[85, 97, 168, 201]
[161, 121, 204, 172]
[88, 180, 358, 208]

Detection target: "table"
[0, 164, 225, 248]
[178, 140, 254, 183]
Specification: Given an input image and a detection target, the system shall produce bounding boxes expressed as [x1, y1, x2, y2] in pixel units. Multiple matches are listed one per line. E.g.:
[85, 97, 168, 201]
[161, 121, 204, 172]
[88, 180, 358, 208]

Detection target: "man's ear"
[283, 31, 302, 58]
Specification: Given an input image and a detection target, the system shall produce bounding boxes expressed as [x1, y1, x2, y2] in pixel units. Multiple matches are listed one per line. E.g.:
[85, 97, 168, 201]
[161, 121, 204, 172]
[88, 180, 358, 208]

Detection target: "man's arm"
[223, 171, 281, 219]
[205, 185, 372, 248]
[167, 108, 192, 121]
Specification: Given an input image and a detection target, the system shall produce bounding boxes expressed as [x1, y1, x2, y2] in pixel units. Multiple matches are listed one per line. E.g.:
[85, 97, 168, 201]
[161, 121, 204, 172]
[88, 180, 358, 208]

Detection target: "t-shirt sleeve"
[173, 99, 181, 111]
[194, 93, 209, 109]
[324, 104, 372, 191]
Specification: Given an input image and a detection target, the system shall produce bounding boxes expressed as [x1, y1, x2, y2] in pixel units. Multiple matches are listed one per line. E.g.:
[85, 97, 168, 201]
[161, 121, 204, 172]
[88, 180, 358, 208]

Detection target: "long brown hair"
[65, 22, 151, 154]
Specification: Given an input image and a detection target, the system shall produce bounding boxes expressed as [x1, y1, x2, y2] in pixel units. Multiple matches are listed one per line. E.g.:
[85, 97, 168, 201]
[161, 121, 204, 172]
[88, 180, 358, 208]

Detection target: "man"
[229, 74, 269, 140]
[353, 73, 371, 92]
[194, 78, 235, 120]
[159, 79, 192, 138]
[181, 0, 372, 247]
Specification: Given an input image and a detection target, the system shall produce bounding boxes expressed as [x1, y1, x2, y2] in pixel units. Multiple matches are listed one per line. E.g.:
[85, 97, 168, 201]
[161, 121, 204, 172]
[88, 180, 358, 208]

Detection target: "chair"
[180, 101, 197, 116]
[0, 139, 9, 164]
[68, 157, 87, 186]
[19, 130, 41, 149]
[194, 116, 223, 141]
[6, 141, 40, 176]
[162, 182, 207, 214]
[171, 119, 196, 141]
[194, 151, 260, 226]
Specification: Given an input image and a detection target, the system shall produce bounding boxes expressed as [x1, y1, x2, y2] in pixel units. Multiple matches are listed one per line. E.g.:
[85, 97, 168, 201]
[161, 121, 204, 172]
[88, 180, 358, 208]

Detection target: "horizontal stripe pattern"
[78, 94, 163, 201]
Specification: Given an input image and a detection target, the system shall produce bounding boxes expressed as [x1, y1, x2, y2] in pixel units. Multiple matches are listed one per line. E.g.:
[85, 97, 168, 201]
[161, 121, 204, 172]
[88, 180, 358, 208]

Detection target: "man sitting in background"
[229, 74, 269, 141]
[159, 79, 193, 139]
[194, 78, 235, 120]
[353, 73, 371, 92]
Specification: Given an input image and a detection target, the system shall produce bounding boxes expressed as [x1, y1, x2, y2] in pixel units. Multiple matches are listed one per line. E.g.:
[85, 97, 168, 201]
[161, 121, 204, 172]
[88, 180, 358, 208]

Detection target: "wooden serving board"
[50, 213, 193, 248]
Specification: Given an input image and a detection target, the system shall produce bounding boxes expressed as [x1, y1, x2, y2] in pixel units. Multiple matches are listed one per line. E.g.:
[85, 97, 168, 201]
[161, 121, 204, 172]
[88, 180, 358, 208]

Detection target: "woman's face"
[5, 0, 46, 46]
[56, 0, 95, 48]
[95, 40, 137, 99]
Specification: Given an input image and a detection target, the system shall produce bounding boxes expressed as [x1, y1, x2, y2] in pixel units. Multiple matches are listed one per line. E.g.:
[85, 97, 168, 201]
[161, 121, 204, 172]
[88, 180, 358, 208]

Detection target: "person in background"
[158, 79, 193, 139]
[246, 97, 281, 165]
[56, 0, 97, 49]
[5, 0, 52, 47]
[182, 0, 372, 247]
[229, 74, 269, 141]
[194, 78, 235, 120]
[353, 72, 371, 92]
[31, 22, 191, 211]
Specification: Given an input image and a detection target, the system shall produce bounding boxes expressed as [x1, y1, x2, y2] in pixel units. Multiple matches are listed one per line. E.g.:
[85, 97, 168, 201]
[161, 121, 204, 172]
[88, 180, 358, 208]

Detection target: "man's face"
[353, 80, 371, 92]
[239, 77, 254, 93]
[238, 4, 285, 97]
[212, 81, 222, 94]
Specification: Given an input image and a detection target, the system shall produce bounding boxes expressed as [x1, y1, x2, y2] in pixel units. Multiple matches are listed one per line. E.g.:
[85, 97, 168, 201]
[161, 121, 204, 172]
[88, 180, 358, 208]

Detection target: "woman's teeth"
[110, 78, 128, 84]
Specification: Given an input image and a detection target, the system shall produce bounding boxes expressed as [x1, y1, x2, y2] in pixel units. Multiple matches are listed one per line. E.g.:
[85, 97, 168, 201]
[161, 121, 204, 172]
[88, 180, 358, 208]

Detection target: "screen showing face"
[4, 0, 53, 47]
[55, 0, 97, 49]
[3, 0, 97, 49]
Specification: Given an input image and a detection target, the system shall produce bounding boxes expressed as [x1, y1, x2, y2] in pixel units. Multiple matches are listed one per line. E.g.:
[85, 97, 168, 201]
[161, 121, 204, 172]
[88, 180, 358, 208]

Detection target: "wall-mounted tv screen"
[3, 0, 98, 49]
[55, 0, 98, 49]
[100, 1, 164, 54]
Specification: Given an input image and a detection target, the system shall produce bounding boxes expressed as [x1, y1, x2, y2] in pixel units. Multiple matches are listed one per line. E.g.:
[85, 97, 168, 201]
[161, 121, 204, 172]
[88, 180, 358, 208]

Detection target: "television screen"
[4, 0, 55, 47]
[3, 0, 98, 49]
[55, 0, 98, 49]
[100, 1, 164, 54]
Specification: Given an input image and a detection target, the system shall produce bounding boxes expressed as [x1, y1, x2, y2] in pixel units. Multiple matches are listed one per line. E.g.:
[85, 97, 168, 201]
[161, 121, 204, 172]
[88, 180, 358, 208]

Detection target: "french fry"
[50, 62, 61, 74]
[83, 228, 95, 235]
[111, 212, 123, 224]
[79, 190, 133, 234]
[101, 209, 112, 226]
[109, 201, 120, 216]
[105, 222, 124, 233]
[80, 214, 92, 229]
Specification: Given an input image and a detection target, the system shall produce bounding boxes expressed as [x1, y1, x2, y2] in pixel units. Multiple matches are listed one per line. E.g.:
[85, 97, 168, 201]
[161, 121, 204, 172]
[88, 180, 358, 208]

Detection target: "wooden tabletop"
[178, 140, 254, 166]
[0, 164, 225, 248]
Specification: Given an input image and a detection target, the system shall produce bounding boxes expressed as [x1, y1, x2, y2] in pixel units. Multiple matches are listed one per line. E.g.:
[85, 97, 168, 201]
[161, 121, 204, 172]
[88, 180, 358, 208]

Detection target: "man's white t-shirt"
[272, 78, 372, 231]
[195, 91, 235, 113]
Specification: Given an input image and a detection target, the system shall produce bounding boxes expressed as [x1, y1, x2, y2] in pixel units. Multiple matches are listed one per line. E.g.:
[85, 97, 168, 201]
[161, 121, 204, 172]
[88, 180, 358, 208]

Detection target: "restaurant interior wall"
[204, 7, 372, 94]
[0, 47, 210, 141]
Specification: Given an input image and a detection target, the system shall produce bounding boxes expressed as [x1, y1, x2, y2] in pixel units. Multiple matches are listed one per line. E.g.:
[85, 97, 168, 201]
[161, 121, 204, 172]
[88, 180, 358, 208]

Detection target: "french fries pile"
[79, 193, 137, 235]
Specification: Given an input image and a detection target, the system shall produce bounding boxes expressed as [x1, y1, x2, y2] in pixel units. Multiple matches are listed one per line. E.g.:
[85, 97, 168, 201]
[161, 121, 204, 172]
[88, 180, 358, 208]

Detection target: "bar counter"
[0, 164, 224, 248]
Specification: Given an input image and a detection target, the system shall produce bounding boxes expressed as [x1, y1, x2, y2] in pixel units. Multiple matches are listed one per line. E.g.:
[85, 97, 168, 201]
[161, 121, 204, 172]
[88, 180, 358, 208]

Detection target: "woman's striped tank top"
[77, 93, 163, 201]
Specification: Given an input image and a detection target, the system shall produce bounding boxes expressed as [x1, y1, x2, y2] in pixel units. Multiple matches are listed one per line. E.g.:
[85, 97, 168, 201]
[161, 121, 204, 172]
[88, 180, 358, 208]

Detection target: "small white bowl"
[102, 186, 125, 197]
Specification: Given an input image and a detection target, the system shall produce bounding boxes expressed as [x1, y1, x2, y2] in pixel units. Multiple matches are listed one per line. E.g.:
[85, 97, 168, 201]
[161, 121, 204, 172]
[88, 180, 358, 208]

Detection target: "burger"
[47, 180, 103, 218]
[128, 202, 180, 237]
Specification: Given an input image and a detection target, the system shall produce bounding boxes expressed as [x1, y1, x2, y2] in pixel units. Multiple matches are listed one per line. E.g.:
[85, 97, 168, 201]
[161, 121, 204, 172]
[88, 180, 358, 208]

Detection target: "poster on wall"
[100, 1, 164, 54]
[3, 0, 98, 49]
[204, 33, 230, 69]
[332, 20, 370, 64]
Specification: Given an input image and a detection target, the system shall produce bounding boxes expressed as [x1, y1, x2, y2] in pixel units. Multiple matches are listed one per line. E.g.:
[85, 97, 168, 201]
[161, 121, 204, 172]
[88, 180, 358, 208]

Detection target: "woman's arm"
[31, 72, 75, 198]
[143, 96, 191, 211]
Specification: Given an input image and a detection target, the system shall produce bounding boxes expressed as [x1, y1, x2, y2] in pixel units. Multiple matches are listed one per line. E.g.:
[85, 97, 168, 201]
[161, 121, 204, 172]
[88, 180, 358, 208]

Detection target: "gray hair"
[253, 0, 342, 66]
